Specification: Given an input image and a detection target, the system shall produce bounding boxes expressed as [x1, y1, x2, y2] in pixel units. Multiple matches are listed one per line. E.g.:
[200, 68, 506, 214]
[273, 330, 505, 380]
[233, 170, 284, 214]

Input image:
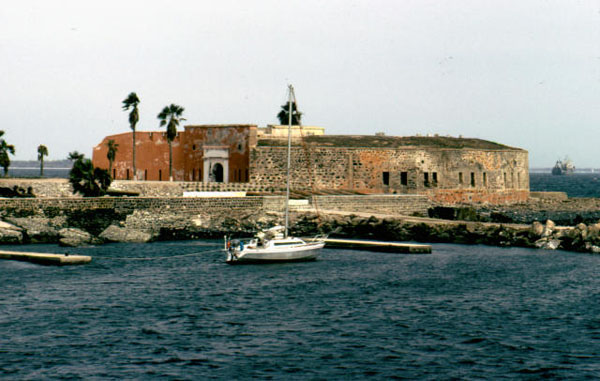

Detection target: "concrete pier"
[320, 238, 432, 254]
[0, 250, 92, 266]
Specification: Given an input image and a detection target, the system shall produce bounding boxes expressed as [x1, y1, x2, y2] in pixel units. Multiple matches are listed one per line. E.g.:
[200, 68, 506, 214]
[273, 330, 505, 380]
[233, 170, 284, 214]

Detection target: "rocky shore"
[0, 199, 600, 254]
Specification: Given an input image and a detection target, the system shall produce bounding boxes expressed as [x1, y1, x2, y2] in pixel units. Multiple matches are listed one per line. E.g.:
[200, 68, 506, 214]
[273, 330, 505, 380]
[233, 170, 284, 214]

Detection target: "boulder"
[99, 225, 152, 243]
[58, 228, 98, 247]
[6, 216, 66, 243]
[0, 221, 23, 244]
[531, 221, 544, 237]
[542, 220, 555, 237]
[535, 238, 561, 250]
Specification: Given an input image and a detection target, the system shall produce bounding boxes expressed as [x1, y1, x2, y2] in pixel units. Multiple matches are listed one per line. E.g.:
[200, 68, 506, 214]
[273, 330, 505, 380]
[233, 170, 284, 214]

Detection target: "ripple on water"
[2, 242, 600, 379]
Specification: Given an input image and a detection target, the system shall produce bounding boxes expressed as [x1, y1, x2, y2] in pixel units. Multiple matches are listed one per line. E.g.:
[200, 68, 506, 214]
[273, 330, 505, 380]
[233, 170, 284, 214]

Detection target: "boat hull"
[226, 242, 324, 264]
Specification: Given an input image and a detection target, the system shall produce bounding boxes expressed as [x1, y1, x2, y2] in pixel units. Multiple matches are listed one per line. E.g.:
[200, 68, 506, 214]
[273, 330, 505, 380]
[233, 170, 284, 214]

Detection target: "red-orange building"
[93, 125, 257, 182]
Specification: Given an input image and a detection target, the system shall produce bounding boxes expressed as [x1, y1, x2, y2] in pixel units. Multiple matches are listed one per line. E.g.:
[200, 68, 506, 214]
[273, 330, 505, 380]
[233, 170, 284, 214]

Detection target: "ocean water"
[530, 173, 600, 198]
[2, 241, 600, 379]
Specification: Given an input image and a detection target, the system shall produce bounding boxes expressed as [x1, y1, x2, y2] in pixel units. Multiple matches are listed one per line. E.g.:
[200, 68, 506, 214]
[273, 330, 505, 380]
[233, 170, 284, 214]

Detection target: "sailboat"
[225, 85, 325, 264]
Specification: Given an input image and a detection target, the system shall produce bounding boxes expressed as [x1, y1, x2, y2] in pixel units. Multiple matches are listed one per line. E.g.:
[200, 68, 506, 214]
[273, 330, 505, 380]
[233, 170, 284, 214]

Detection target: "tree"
[69, 156, 111, 197]
[68, 151, 84, 162]
[0, 131, 15, 177]
[37, 144, 48, 177]
[106, 139, 119, 179]
[277, 101, 302, 125]
[122, 92, 140, 180]
[157, 104, 185, 181]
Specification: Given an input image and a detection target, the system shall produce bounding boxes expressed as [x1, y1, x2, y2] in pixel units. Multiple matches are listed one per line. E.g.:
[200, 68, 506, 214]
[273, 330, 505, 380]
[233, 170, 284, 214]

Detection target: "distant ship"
[552, 157, 575, 175]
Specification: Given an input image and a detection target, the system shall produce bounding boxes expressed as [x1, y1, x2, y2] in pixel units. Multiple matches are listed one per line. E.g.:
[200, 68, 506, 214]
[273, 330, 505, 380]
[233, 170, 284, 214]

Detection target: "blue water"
[2, 241, 600, 379]
[530, 173, 600, 198]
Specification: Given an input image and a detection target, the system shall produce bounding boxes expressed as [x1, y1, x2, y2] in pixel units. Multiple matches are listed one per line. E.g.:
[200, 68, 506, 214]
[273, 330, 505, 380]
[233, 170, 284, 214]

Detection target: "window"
[245, 169, 249, 182]
[159, 169, 162, 181]
[503, 172, 507, 187]
[432, 172, 438, 186]
[459, 172, 463, 185]
[382, 172, 389, 186]
[144, 170, 147, 180]
[126, 169, 130, 180]
[113, 169, 116, 179]
[517, 172, 521, 189]
[482, 172, 487, 187]
[400, 171, 408, 186]
[424, 172, 430, 187]
[470, 172, 475, 187]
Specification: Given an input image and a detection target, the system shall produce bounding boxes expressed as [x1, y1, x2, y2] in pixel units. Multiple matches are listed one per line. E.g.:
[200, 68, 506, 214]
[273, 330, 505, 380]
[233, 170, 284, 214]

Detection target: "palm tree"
[69, 156, 111, 197]
[157, 104, 185, 181]
[68, 151, 84, 162]
[0, 131, 15, 177]
[37, 144, 48, 177]
[122, 92, 140, 180]
[277, 101, 302, 125]
[106, 139, 119, 179]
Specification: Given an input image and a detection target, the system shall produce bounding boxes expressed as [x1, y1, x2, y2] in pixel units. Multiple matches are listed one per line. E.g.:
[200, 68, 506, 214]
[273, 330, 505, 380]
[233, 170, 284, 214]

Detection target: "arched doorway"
[212, 163, 224, 183]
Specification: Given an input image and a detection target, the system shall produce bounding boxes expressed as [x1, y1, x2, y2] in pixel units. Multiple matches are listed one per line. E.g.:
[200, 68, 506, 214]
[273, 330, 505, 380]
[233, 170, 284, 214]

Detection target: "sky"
[1, 0, 599, 167]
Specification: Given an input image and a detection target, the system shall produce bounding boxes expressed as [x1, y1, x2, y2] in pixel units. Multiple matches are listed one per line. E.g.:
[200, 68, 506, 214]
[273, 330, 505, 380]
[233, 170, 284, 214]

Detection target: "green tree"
[122, 92, 140, 180]
[68, 151, 84, 162]
[277, 101, 302, 125]
[37, 144, 48, 177]
[106, 139, 119, 179]
[157, 104, 185, 181]
[69, 156, 111, 197]
[0, 131, 15, 177]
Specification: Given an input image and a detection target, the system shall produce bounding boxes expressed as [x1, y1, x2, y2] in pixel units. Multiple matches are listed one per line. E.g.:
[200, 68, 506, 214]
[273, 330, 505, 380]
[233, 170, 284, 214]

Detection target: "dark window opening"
[192, 144, 196, 150]
[483, 172, 487, 187]
[126, 169, 130, 180]
[470, 172, 475, 187]
[400, 171, 408, 186]
[459, 172, 463, 185]
[504, 172, 507, 187]
[245, 169, 249, 182]
[113, 169, 116, 179]
[144, 169, 147, 180]
[382, 172, 389, 186]
[432, 172, 438, 186]
[159, 170, 162, 181]
[424, 172, 430, 187]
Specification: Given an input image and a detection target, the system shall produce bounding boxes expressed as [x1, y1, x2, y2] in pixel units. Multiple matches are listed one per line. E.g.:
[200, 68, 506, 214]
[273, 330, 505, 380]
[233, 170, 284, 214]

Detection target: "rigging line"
[97, 249, 223, 261]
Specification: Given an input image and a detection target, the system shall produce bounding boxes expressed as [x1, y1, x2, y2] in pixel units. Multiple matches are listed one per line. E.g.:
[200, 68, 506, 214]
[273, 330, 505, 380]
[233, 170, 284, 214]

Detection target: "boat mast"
[285, 85, 294, 238]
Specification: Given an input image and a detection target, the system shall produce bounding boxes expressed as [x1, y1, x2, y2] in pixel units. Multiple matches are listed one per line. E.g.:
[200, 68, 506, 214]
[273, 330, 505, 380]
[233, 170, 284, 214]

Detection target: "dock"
[0, 250, 92, 266]
[321, 238, 432, 254]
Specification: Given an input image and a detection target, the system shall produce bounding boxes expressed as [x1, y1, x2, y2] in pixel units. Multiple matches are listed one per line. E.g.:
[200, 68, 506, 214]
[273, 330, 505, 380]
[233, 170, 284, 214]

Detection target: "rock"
[531, 221, 544, 236]
[99, 225, 152, 243]
[0, 221, 23, 244]
[535, 238, 561, 250]
[542, 220, 555, 237]
[58, 228, 97, 247]
[6, 216, 66, 243]
[576, 223, 588, 239]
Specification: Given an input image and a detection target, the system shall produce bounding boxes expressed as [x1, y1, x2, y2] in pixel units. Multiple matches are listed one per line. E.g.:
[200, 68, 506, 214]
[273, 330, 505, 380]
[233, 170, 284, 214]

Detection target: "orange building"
[92, 125, 257, 182]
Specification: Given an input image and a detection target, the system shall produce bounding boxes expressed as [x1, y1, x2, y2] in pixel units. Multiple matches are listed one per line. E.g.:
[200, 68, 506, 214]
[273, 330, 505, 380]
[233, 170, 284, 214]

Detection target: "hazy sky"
[2, 0, 599, 167]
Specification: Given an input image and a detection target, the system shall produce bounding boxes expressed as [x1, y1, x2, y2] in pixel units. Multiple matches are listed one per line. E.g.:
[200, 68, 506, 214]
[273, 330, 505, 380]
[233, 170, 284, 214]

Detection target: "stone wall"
[311, 195, 431, 216]
[250, 146, 529, 204]
[0, 179, 74, 198]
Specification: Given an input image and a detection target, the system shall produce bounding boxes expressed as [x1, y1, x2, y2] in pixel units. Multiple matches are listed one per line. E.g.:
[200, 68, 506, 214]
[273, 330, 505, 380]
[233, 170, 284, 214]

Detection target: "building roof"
[257, 135, 524, 151]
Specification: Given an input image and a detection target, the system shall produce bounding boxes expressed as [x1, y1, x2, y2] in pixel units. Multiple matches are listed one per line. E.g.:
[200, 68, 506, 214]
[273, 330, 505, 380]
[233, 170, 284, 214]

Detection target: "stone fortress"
[93, 124, 529, 205]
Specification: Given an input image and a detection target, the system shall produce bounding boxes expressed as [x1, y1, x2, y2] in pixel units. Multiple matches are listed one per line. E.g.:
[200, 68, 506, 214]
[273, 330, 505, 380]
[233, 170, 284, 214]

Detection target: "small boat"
[225, 85, 325, 264]
[225, 226, 324, 264]
[552, 157, 575, 175]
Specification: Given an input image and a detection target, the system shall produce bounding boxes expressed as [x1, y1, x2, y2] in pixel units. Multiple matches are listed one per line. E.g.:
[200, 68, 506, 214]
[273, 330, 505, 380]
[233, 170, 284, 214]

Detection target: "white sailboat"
[225, 85, 325, 264]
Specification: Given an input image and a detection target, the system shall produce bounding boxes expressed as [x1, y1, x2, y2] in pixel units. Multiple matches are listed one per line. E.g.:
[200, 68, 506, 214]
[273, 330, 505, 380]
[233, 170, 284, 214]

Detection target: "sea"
[2, 172, 600, 379]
